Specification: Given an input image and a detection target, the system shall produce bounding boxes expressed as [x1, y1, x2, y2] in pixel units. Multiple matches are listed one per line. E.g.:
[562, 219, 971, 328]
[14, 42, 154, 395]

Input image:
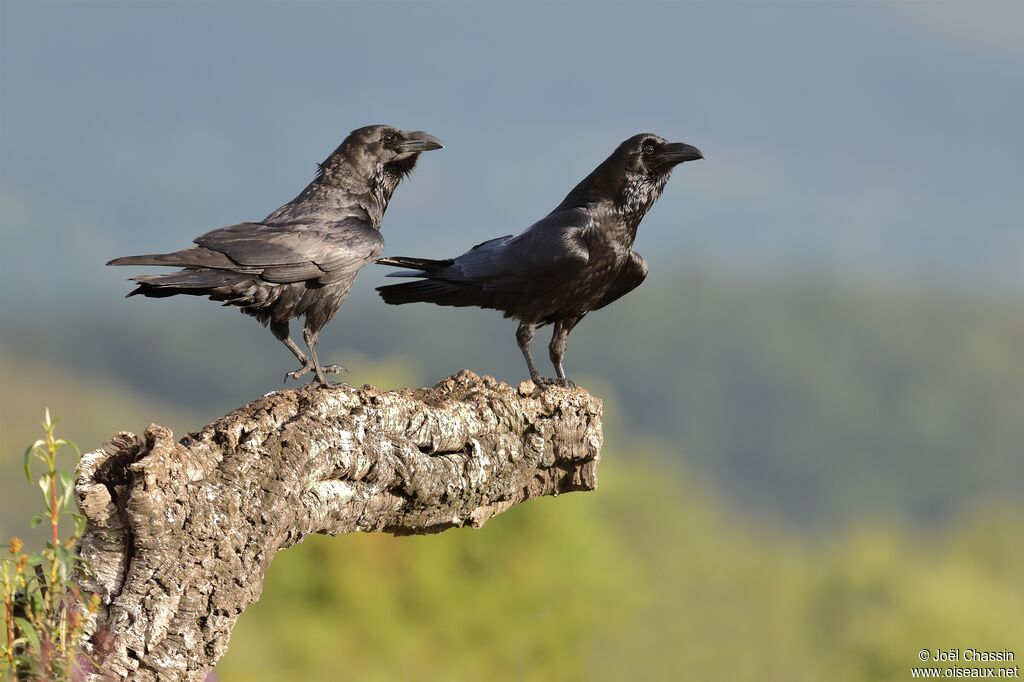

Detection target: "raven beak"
[658, 142, 704, 165]
[398, 131, 444, 153]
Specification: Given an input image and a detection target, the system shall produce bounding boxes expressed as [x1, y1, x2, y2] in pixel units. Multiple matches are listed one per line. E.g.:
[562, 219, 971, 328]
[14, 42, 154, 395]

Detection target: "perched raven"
[376, 133, 702, 387]
[108, 125, 443, 387]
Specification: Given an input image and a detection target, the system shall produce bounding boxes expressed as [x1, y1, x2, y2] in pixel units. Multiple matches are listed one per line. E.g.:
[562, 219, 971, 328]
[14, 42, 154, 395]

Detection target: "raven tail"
[375, 255, 454, 270]
[108, 254, 182, 267]
[376, 280, 491, 308]
[126, 269, 250, 298]
[108, 247, 235, 269]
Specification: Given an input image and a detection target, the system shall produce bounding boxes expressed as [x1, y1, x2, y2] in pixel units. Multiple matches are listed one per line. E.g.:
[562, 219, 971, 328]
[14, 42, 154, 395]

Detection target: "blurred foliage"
[2, 411, 98, 680]
[5, 275, 1021, 528]
[580, 274, 1024, 527]
[0, 275, 1021, 678]
[0, 352, 198, 542]
[225, 485, 640, 682]
[220, 450, 1024, 681]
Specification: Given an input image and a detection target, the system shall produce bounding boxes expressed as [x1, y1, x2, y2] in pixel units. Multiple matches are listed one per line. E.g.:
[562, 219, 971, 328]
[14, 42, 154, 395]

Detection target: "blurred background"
[1, 2, 1022, 680]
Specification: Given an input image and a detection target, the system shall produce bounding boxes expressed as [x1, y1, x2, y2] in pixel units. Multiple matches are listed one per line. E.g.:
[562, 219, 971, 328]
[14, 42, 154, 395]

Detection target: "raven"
[376, 133, 701, 387]
[108, 125, 443, 387]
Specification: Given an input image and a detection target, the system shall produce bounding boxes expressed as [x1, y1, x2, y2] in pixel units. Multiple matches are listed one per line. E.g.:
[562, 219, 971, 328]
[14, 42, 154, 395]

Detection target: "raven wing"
[592, 250, 648, 310]
[439, 208, 592, 294]
[194, 218, 384, 285]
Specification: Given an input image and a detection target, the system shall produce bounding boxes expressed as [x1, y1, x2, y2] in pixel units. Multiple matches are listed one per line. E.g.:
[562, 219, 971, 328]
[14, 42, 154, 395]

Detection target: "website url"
[912, 666, 1021, 678]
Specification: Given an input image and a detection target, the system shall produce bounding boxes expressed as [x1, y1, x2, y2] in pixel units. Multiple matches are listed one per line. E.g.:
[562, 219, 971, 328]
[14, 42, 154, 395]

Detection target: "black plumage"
[377, 133, 702, 387]
[108, 125, 443, 386]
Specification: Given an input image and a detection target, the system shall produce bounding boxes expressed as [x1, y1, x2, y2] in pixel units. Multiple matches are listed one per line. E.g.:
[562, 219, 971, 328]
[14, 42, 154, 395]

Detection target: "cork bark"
[73, 371, 602, 680]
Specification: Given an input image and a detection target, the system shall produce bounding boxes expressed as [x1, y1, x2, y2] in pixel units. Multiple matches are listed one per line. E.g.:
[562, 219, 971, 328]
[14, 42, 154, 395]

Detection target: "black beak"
[658, 142, 704, 165]
[398, 131, 444, 153]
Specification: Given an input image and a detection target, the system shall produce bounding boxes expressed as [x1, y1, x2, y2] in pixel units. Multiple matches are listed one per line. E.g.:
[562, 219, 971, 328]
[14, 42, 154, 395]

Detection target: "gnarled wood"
[74, 371, 602, 680]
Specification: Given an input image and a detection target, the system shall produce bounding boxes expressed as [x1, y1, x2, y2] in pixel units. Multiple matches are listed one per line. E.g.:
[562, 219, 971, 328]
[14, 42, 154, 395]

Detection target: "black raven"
[108, 125, 443, 387]
[376, 133, 701, 387]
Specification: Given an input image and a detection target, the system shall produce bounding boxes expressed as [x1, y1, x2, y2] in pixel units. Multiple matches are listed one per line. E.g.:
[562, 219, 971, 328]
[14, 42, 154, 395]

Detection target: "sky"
[1, 0, 1022, 323]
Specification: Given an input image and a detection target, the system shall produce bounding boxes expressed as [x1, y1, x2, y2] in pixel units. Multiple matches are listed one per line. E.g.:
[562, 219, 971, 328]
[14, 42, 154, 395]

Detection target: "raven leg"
[517, 322, 556, 388]
[272, 321, 311, 381]
[284, 326, 346, 386]
[548, 316, 581, 388]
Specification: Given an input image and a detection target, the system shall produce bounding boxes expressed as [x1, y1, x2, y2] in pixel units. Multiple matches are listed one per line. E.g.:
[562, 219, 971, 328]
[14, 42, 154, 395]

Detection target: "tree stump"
[74, 371, 602, 680]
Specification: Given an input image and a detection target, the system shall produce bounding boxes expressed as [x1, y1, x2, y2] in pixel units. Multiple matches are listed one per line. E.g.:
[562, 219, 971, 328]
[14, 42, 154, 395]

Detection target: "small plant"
[2, 409, 99, 679]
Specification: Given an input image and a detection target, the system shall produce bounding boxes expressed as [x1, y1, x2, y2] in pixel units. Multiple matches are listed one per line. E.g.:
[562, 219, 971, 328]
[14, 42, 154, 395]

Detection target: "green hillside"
[221, 453, 1024, 681]
[2, 285, 1022, 679]
[0, 351, 201, 540]
[6, 276, 1021, 528]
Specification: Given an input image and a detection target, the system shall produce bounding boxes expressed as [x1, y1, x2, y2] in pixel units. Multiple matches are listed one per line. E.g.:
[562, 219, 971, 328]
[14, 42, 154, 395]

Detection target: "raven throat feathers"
[614, 172, 671, 224]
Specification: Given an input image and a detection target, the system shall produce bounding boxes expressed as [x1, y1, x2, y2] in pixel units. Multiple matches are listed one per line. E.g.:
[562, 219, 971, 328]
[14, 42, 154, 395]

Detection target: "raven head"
[319, 125, 444, 186]
[621, 134, 703, 176]
[612, 134, 703, 216]
[559, 134, 702, 217]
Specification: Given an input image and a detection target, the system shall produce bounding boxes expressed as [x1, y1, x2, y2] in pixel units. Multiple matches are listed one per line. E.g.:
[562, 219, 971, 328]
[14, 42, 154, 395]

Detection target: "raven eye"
[642, 142, 656, 156]
[382, 132, 397, 145]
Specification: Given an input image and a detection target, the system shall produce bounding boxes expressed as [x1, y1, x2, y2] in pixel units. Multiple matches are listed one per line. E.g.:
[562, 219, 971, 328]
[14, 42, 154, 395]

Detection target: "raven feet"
[530, 375, 576, 389]
[311, 375, 346, 389]
[284, 363, 347, 384]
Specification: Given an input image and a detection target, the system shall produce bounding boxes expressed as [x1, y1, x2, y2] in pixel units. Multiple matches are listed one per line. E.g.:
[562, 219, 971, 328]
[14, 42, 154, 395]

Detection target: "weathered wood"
[74, 371, 602, 680]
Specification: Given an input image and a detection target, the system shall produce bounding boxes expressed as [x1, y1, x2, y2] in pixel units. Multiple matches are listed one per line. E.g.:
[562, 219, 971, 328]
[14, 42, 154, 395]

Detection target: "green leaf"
[59, 470, 75, 513]
[53, 556, 69, 584]
[24, 440, 44, 482]
[54, 543, 75, 564]
[38, 473, 53, 508]
[54, 438, 81, 458]
[30, 513, 43, 528]
[13, 616, 40, 654]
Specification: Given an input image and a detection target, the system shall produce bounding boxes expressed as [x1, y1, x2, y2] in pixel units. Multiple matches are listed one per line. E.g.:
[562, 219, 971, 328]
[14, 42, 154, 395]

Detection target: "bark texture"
[74, 371, 602, 680]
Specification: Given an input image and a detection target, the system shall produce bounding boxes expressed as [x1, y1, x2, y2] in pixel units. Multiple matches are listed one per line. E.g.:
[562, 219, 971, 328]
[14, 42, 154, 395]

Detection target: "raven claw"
[285, 363, 347, 383]
[313, 378, 347, 389]
[530, 375, 559, 389]
[530, 375, 578, 389]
